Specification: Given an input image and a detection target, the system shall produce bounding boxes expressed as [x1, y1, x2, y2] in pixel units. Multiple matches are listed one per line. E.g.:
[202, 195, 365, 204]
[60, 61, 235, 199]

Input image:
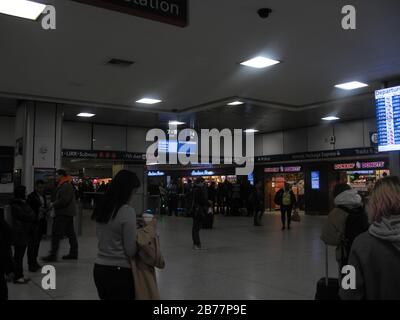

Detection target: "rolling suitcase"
[315, 244, 340, 300]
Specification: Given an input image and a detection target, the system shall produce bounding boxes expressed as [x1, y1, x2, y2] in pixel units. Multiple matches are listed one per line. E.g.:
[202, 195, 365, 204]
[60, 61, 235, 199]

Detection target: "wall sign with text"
[62, 149, 146, 163]
[264, 166, 302, 174]
[72, 0, 188, 27]
[333, 161, 387, 171]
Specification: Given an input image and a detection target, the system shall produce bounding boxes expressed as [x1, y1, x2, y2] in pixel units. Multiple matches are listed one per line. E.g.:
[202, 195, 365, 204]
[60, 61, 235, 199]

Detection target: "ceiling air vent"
[106, 58, 134, 67]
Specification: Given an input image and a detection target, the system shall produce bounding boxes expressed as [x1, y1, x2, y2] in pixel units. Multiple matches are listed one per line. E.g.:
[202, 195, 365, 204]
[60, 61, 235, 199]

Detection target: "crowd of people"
[148, 178, 265, 222]
[1, 168, 400, 300]
[0, 170, 79, 299]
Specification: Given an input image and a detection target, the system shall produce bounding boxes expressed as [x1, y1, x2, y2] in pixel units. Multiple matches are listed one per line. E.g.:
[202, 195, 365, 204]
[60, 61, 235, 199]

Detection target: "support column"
[389, 152, 400, 177]
[14, 101, 63, 193]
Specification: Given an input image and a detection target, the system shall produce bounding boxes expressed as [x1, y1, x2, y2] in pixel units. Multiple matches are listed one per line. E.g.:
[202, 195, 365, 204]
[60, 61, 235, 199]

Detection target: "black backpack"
[339, 206, 369, 264]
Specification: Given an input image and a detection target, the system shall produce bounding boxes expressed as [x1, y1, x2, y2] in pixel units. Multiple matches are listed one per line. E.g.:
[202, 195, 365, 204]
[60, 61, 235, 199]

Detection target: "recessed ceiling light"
[169, 121, 185, 126]
[136, 98, 162, 104]
[321, 116, 340, 121]
[240, 56, 280, 69]
[227, 101, 244, 106]
[77, 113, 95, 118]
[335, 81, 368, 90]
[244, 129, 259, 133]
[0, 0, 46, 20]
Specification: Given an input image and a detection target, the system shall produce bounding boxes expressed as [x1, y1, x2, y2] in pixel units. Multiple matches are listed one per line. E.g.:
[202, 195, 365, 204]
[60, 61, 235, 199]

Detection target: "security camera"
[257, 8, 272, 19]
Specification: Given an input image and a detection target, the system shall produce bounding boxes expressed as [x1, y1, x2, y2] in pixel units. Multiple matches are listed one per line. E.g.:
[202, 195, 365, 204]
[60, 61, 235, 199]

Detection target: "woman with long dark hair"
[92, 170, 141, 300]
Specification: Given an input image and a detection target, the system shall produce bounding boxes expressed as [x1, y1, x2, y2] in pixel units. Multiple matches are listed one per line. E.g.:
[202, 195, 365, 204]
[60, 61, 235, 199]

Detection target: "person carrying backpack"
[274, 182, 297, 230]
[321, 183, 369, 270]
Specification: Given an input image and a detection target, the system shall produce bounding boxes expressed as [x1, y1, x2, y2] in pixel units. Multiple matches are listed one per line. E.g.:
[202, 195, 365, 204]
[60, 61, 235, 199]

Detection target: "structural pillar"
[14, 101, 63, 193]
[389, 152, 400, 177]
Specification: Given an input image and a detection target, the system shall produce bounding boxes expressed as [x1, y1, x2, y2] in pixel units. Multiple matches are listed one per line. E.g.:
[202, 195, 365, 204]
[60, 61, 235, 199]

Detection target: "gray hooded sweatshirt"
[340, 214, 400, 300]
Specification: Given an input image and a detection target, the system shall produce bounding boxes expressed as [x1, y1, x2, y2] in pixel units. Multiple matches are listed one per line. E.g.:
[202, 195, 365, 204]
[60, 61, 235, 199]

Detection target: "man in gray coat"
[42, 170, 78, 262]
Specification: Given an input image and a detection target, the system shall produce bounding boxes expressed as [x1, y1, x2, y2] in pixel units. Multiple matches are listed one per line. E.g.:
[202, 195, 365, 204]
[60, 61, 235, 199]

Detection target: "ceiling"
[0, 0, 399, 132]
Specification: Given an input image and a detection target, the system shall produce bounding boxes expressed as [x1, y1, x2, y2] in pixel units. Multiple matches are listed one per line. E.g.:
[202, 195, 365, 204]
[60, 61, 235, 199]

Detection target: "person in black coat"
[27, 180, 48, 272]
[274, 182, 297, 230]
[191, 178, 208, 250]
[251, 181, 265, 226]
[10, 185, 35, 284]
[0, 216, 14, 300]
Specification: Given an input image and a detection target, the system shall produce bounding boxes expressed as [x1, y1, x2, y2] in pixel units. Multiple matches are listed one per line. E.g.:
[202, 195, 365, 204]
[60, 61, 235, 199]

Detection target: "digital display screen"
[375, 86, 400, 152]
[158, 140, 197, 155]
[311, 171, 320, 190]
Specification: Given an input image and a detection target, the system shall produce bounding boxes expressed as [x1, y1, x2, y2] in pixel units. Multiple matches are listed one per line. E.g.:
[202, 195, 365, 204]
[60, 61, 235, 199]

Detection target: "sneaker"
[62, 254, 78, 260]
[14, 277, 30, 284]
[42, 255, 57, 262]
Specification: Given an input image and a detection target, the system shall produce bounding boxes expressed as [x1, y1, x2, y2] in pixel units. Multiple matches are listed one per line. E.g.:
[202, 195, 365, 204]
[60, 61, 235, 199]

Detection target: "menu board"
[375, 86, 400, 152]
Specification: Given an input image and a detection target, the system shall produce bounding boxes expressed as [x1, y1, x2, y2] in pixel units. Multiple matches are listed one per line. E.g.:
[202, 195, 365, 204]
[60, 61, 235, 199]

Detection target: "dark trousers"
[27, 223, 41, 267]
[254, 209, 263, 226]
[192, 214, 202, 246]
[280, 206, 293, 227]
[0, 275, 7, 301]
[169, 196, 178, 215]
[50, 216, 78, 257]
[13, 245, 27, 279]
[93, 264, 135, 300]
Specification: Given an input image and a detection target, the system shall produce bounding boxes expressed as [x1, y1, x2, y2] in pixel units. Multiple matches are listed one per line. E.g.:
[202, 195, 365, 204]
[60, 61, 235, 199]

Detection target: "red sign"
[334, 163, 356, 170]
[264, 167, 280, 173]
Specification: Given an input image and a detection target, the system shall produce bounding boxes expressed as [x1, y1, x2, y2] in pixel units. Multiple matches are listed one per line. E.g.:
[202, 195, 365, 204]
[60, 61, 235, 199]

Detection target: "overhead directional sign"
[72, 0, 188, 27]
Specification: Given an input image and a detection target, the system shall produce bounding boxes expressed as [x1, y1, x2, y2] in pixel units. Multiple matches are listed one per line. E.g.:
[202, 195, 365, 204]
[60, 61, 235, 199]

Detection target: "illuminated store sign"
[191, 170, 214, 176]
[264, 166, 302, 173]
[148, 171, 165, 176]
[334, 161, 386, 170]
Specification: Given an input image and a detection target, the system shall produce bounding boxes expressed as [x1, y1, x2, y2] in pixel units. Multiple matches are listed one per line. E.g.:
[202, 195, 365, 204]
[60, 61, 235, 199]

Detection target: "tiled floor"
[8, 212, 338, 300]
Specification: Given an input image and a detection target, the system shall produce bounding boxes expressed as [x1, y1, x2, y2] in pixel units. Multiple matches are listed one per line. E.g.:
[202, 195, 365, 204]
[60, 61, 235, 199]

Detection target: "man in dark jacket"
[0, 215, 14, 300]
[27, 180, 48, 272]
[42, 170, 78, 262]
[10, 185, 35, 284]
[252, 181, 265, 226]
[191, 178, 208, 250]
[274, 182, 297, 230]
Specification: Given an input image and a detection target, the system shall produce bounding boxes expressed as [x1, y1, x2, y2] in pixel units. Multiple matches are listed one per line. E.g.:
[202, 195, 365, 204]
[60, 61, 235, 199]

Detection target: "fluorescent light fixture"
[244, 129, 259, 133]
[321, 116, 340, 121]
[136, 98, 162, 104]
[227, 101, 244, 106]
[0, 0, 46, 20]
[77, 113, 95, 118]
[168, 121, 185, 126]
[240, 56, 280, 69]
[335, 81, 368, 90]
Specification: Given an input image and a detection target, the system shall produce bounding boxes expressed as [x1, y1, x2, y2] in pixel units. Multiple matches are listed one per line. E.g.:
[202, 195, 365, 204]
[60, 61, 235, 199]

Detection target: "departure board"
[375, 86, 400, 152]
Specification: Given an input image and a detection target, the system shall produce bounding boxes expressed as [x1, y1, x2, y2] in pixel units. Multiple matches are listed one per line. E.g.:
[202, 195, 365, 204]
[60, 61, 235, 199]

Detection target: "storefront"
[255, 147, 391, 215]
[263, 165, 304, 211]
[332, 160, 389, 198]
[146, 166, 238, 189]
